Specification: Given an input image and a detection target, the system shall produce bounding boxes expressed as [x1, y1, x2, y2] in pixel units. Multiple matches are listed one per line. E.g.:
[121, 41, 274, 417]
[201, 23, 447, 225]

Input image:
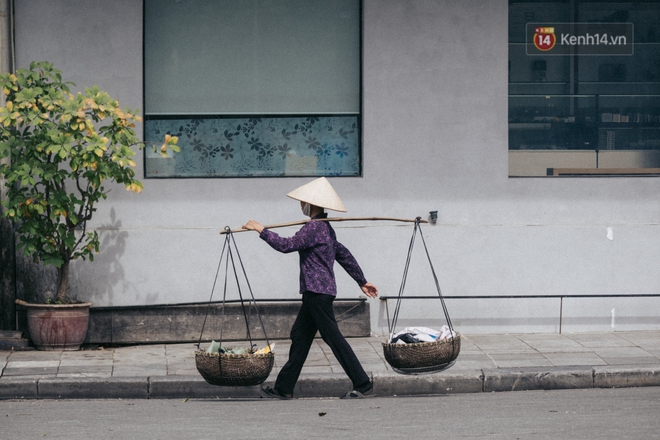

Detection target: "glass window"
[509, 1, 660, 177]
[144, 0, 361, 178]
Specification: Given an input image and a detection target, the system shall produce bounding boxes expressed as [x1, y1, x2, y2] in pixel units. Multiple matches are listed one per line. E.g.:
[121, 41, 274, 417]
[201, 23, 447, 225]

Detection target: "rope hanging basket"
[382, 334, 461, 375]
[195, 351, 274, 387]
[195, 228, 274, 386]
[382, 218, 460, 375]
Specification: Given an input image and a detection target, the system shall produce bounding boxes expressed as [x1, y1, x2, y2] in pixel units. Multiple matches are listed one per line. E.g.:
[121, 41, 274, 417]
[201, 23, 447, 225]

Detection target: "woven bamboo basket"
[195, 350, 274, 386]
[382, 333, 461, 375]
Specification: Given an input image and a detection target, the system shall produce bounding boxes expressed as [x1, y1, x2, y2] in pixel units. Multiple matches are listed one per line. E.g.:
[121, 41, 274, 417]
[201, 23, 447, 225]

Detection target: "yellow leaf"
[6, 101, 12, 111]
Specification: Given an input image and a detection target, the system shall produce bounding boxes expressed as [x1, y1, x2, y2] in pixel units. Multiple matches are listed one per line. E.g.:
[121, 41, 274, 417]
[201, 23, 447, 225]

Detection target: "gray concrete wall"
[11, 0, 660, 336]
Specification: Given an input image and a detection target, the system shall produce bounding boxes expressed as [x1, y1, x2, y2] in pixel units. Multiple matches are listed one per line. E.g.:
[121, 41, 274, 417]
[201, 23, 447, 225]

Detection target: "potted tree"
[0, 61, 179, 350]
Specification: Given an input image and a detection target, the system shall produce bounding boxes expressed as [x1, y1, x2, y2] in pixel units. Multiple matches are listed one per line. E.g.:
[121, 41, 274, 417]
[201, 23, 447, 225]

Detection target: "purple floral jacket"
[259, 213, 368, 296]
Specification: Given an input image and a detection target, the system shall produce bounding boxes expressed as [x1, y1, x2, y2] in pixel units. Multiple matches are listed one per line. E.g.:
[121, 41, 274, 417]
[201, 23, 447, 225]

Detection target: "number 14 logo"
[534, 27, 556, 51]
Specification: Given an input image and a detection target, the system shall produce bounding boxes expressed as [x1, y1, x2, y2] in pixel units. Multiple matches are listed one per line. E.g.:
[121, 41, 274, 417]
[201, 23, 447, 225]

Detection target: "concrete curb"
[374, 371, 484, 396]
[483, 366, 594, 392]
[37, 377, 149, 399]
[0, 377, 38, 399]
[2, 366, 660, 400]
[293, 373, 353, 397]
[594, 365, 660, 388]
[149, 376, 260, 399]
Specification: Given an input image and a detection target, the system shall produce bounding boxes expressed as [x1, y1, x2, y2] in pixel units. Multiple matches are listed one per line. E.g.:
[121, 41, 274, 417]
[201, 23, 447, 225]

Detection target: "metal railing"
[379, 294, 660, 333]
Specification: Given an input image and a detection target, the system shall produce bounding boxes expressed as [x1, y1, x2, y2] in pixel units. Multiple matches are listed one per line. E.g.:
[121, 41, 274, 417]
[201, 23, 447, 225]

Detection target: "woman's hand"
[242, 220, 265, 233]
[360, 282, 378, 298]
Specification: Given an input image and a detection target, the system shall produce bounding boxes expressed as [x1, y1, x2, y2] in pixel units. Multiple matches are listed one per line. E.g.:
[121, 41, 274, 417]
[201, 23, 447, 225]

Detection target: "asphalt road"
[1, 387, 659, 439]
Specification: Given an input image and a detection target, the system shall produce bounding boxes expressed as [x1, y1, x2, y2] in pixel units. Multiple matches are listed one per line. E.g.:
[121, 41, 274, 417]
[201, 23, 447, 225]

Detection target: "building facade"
[1, 0, 659, 337]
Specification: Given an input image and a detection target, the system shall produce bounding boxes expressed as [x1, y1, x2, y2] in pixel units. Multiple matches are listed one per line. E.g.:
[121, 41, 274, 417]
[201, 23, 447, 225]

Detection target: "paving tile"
[1, 375, 47, 381]
[455, 354, 496, 369]
[592, 346, 655, 358]
[165, 352, 195, 360]
[7, 351, 62, 360]
[514, 334, 587, 353]
[58, 365, 113, 374]
[600, 357, 660, 366]
[489, 353, 554, 368]
[167, 369, 199, 376]
[5, 360, 60, 368]
[454, 360, 494, 370]
[616, 332, 660, 349]
[543, 352, 607, 366]
[56, 372, 112, 378]
[62, 349, 113, 357]
[113, 361, 167, 369]
[361, 363, 389, 373]
[463, 334, 536, 353]
[300, 366, 334, 374]
[166, 359, 195, 368]
[565, 332, 634, 348]
[113, 357, 167, 366]
[112, 369, 167, 377]
[59, 358, 113, 367]
[3, 367, 59, 376]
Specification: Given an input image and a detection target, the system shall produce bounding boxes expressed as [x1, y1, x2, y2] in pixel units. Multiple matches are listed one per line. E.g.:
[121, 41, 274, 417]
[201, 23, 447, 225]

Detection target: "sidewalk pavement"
[1, 330, 659, 400]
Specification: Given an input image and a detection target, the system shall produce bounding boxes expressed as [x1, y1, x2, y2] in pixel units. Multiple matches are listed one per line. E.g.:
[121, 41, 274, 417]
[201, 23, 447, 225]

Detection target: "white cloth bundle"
[390, 325, 456, 344]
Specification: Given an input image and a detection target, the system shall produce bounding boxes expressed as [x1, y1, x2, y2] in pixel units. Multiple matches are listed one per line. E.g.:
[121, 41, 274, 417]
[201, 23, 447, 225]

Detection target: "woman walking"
[242, 177, 378, 399]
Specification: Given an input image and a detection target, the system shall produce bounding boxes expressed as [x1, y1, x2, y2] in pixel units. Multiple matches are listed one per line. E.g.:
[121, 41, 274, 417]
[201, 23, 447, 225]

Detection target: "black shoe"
[340, 389, 375, 399]
[261, 386, 292, 400]
[341, 381, 375, 399]
[356, 380, 373, 394]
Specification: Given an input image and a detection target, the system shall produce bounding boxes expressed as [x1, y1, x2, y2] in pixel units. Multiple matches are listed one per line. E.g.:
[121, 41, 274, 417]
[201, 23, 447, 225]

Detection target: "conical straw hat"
[286, 177, 347, 212]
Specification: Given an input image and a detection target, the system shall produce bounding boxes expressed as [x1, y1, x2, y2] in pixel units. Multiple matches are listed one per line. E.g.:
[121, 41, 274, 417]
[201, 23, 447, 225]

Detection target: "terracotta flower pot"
[24, 302, 92, 351]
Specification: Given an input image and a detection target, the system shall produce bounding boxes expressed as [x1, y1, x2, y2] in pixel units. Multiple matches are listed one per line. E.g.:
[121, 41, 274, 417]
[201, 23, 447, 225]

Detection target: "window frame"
[142, 0, 364, 179]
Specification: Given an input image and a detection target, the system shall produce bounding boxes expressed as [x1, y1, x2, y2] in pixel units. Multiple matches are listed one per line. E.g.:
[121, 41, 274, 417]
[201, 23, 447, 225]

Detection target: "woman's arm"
[245, 220, 320, 254]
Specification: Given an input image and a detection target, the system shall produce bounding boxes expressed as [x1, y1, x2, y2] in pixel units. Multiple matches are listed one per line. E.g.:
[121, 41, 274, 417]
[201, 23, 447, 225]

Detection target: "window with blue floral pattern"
[144, 0, 361, 178]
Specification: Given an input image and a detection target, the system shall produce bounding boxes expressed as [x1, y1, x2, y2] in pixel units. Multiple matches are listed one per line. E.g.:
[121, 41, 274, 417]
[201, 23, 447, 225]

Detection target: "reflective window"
[144, 0, 361, 177]
[509, 1, 660, 177]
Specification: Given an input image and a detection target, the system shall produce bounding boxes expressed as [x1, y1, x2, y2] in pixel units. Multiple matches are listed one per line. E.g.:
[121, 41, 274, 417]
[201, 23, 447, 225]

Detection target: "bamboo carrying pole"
[220, 217, 427, 234]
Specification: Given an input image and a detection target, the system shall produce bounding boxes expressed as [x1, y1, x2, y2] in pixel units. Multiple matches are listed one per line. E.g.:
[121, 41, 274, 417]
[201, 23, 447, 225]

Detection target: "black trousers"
[274, 291, 370, 396]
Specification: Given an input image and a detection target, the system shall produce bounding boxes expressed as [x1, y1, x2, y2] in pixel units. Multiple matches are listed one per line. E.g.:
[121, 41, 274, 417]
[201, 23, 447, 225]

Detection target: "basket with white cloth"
[382, 219, 460, 375]
[382, 326, 461, 374]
